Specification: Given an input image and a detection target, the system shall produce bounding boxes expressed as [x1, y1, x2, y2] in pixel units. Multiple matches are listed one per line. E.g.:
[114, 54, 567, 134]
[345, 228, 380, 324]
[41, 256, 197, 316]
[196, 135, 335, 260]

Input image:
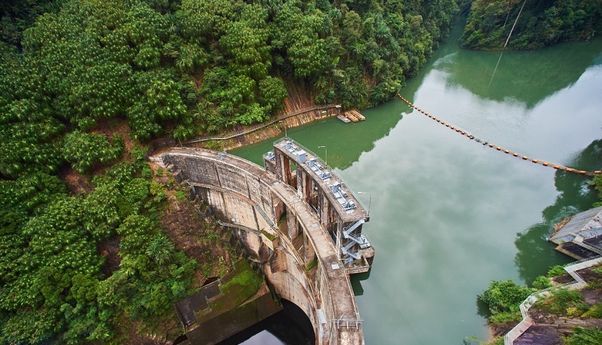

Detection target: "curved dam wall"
[152, 148, 364, 345]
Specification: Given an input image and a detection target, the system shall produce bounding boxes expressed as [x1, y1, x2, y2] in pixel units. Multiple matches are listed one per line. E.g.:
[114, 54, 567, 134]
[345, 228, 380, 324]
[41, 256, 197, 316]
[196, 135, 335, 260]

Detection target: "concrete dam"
[153, 138, 374, 345]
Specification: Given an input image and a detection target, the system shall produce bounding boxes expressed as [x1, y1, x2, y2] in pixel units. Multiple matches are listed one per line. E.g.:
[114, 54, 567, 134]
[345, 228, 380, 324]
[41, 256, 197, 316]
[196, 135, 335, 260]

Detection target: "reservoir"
[230, 22, 602, 345]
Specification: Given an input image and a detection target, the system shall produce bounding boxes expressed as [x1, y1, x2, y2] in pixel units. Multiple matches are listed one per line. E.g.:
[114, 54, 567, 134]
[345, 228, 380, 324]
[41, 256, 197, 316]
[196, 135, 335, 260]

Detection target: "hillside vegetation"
[462, 0, 602, 50]
[0, 0, 460, 343]
[478, 179, 602, 344]
[0, 0, 459, 179]
[480, 264, 602, 345]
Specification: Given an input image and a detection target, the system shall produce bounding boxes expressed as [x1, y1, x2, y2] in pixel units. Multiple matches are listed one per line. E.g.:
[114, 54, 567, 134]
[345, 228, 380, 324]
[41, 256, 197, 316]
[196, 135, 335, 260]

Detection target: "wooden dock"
[337, 109, 366, 123]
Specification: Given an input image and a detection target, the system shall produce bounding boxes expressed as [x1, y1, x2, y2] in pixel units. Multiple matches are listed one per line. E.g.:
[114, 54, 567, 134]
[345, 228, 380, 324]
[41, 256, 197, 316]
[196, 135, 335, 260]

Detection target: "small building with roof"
[265, 138, 374, 274]
[549, 206, 602, 260]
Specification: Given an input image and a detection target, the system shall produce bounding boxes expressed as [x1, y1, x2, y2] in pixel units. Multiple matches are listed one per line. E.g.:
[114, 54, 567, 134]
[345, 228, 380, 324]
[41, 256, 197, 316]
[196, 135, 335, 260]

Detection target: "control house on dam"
[154, 138, 374, 345]
[265, 138, 375, 273]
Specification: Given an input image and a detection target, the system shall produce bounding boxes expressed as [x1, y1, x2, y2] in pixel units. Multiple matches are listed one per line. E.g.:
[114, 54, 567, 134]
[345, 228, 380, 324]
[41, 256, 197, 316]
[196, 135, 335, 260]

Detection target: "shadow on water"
[514, 139, 602, 284]
[350, 270, 371, 296]
[437, 38, 602, 108]
[218, 300, 314, 345]
[230, 106, 405, 170]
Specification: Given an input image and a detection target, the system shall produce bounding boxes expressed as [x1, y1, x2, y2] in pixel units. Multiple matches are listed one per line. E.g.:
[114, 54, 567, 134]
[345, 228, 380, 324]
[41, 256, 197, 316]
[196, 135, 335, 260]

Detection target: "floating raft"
[338, 109, 366, 123]
[337, 114, 351, 123]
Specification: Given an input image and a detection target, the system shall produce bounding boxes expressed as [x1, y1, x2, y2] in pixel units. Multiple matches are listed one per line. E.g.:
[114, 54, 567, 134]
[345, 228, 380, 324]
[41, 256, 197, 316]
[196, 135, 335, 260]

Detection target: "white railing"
[503, 256, 602, 345]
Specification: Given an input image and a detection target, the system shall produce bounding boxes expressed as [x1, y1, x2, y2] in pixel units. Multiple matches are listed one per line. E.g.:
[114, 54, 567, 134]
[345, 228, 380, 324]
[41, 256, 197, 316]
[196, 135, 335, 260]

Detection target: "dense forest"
[0, 0, 459, 343]
[462, 0, 602, 50]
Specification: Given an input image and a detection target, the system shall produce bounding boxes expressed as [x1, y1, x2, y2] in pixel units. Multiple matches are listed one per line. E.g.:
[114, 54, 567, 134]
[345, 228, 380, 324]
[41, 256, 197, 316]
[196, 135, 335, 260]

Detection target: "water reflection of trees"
[438, 39, 602, 108]
[514, 140, 602, 284]
[235, 31, 602, 170]
[331, 36, 602, 169]
[233, 20, 464, 170]
[296, 22, 469, 170]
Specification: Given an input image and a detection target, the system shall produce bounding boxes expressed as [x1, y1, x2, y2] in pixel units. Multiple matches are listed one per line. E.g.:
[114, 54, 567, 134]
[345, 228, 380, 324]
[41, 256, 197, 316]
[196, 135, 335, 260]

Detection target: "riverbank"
[481, 257, 602, 345]
[185, 104, 340, 151]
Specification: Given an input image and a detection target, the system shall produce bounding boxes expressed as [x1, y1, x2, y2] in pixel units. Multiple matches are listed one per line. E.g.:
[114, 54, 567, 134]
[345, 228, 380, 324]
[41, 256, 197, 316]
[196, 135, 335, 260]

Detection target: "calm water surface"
[231, 23, 602, 345]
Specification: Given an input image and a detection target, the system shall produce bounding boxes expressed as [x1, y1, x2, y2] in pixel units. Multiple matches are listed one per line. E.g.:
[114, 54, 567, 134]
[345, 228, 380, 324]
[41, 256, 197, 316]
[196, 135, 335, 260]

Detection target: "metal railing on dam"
[268, 138, 374, 273]
[152, 147, 366, 345]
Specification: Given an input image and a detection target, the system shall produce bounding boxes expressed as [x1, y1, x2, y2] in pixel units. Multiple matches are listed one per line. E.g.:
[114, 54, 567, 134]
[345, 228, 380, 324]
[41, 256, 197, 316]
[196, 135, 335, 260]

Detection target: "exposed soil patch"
[582, 287, 602, 305]
[98, 235, 121, 277]
[516, 315, 602, 344]
[552, 273, 574, 285]
[160, 193, 224, 260]
[282, 79, 314, 111]
[530, 306, 560, 324]
[515, 325, 561, 345]
[92, 118, 136, 157]
[575, 266, 602, 286]
[555, 318, 602, 334]
[59, 167, 92, 194]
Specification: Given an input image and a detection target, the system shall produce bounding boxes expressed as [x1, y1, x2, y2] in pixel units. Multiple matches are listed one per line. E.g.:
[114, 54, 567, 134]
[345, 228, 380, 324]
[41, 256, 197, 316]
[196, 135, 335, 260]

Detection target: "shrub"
[532, 276, 552, 290]
[489, 311, 522, 324]
[582, 303, 602, 319]
[175, 190, 187, 201]
[63, 132, 123, 173]
[547, 265, 566, 278]
[538, 289, 588, 316]
[564, 327, 602, 345]
[478, 280, 531, 318]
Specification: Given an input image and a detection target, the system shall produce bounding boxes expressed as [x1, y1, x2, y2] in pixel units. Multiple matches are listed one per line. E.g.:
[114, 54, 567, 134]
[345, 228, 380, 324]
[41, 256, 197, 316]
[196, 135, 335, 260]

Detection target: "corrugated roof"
[273, 138, 368, 222]
[550, 206, 602, 243]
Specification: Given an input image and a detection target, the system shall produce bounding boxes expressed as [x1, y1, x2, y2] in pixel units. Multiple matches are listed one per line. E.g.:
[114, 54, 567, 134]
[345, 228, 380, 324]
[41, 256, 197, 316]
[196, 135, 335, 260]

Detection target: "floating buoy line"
[396, 94, 601, 177]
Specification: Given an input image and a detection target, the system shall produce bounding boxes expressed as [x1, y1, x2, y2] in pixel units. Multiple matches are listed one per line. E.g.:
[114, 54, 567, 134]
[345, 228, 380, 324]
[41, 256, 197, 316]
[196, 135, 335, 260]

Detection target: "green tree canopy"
[462, 0, 602, 50]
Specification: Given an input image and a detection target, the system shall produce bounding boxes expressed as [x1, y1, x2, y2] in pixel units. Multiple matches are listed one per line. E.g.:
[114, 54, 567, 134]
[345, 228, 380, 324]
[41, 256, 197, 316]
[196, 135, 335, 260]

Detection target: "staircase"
[340, 219, 370, 264]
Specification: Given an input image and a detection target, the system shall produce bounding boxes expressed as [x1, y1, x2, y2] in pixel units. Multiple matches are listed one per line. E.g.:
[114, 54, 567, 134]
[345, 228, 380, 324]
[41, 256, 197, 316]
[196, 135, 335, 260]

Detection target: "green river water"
[231, 23, 602, 345]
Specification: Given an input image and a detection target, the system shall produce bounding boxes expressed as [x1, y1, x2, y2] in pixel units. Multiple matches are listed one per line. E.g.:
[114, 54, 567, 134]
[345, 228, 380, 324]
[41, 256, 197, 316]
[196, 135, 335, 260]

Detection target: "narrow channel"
[229, 20, 602, 345]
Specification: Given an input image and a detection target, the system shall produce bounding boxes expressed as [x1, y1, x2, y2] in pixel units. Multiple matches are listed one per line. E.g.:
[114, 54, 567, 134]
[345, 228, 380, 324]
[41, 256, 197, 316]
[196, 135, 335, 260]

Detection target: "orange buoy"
[395, 93, 601, 177]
